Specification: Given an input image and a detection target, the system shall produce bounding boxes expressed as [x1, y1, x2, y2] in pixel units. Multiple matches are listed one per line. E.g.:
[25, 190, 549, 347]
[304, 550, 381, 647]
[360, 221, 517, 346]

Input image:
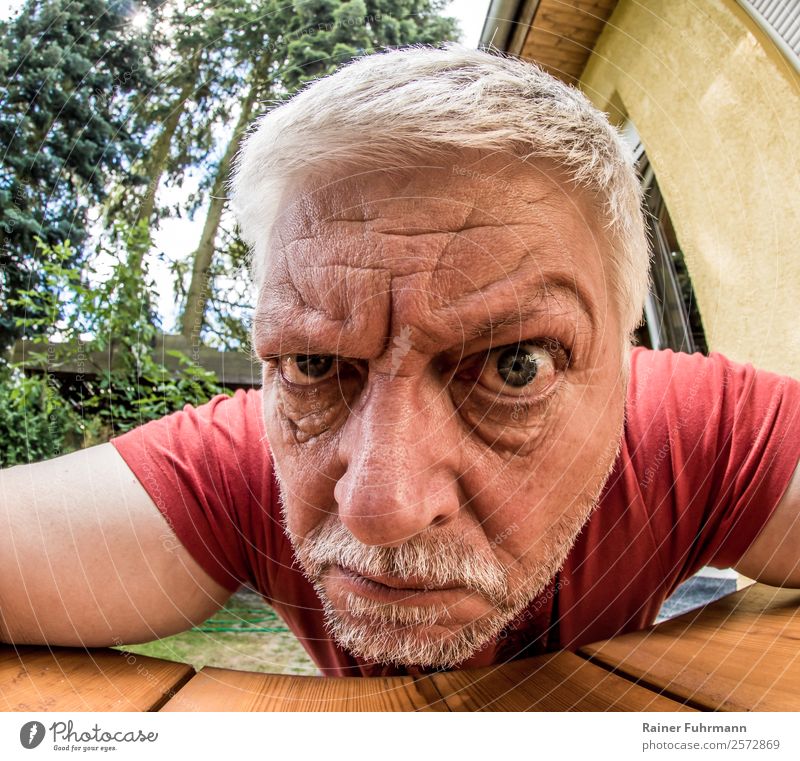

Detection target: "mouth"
[331, 565, 467, 603]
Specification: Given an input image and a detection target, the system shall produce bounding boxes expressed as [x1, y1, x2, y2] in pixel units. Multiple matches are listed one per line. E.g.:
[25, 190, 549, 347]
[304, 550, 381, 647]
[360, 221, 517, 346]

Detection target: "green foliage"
[106, 0, 252, 228]
[0, 364, 89, 468]
[198, 227, 254, 350]
[278, 0, 459, 90]
[1, 224, 229, 466]
[0, 0, 160, 350]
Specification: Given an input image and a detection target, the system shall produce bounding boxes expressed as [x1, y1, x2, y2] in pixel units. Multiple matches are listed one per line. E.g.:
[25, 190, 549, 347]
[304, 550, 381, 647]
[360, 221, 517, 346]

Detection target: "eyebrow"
[473, 278, 595, 334]
[415, 277, 596, 353]
[254, 275, 596, 359]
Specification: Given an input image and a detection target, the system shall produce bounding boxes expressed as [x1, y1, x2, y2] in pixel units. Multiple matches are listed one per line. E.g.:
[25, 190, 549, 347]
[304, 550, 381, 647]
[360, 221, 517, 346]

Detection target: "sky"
[448, 0, 491, 48]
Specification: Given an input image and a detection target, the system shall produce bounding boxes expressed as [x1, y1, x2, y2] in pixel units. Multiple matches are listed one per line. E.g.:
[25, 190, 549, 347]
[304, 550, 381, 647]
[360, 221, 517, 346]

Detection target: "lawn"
[116, 589, 319, 675]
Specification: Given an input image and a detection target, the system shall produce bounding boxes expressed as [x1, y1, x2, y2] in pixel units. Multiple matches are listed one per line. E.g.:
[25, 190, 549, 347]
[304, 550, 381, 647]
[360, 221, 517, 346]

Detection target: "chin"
[281, 466, 612, 668]
[312, 567, 546, 669]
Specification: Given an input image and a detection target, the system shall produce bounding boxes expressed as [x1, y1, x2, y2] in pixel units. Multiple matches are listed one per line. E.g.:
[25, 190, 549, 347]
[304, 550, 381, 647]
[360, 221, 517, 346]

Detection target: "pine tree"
[0, 0, 158, 351]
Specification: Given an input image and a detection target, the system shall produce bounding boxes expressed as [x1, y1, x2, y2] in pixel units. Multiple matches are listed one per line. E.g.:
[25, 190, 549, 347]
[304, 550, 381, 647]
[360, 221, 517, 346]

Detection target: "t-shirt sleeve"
[110, 389, 272, 593]
[627, 348, 800, 583]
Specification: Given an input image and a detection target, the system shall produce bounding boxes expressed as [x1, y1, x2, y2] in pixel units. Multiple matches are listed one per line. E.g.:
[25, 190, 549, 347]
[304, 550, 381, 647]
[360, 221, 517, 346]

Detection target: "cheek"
[458, 378, 625, 562]
[261, 383, 342, 540]
[457, 392, 559, 457]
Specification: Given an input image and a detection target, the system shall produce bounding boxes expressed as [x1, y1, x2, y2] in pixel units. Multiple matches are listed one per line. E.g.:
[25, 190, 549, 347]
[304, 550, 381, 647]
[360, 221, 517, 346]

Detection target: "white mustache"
[294, 517, 509, 605]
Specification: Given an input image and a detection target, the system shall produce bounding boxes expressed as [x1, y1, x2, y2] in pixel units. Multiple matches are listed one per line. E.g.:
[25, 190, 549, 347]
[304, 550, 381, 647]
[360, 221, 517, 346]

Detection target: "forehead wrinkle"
[281, 218, 574, 283]
[278, 176, 570, 276]
[267, 230, 596, 358]
[253, 299, 389, 357]
[265, 160, 608, 359]
[278, 215, 460, 277]
[408, 197, 602, 335]
[255, 264, 393, 357]
[451, 273, 597, 333]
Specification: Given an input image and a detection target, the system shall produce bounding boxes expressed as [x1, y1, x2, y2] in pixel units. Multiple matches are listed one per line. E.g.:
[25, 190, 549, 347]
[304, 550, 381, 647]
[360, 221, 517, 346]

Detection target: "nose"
[334, 373, 462, 547]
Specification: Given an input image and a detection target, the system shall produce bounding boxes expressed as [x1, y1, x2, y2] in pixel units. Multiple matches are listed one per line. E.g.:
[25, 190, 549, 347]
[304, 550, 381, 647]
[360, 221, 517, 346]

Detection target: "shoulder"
[628, 346, 743, 398]
[112, 387, 269, 484]
[626, 346, 797, 428]
[622, 347, 800, 546]
[158, 388, 265, 447]
[586, 348, 799, 592]
[625, 346, 778, 436]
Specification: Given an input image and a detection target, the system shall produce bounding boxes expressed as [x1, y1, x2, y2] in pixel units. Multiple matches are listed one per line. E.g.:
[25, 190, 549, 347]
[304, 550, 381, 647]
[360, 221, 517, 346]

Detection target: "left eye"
[280, 354, 338, 385]
[474, 343, 560, 397]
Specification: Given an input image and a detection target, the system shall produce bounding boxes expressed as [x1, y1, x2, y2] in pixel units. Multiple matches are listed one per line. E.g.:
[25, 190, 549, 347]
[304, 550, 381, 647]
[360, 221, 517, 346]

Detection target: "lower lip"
[332, 566, 466, 604]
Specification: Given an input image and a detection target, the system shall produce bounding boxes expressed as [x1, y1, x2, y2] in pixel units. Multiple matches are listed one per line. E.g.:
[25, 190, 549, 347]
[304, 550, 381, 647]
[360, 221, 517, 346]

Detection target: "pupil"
[296, 354, 333, 378]
[497, 346, 538, 387]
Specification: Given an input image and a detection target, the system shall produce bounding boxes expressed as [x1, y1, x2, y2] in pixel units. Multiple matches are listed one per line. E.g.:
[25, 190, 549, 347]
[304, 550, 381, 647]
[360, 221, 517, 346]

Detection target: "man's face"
[254, 153, 627, 668]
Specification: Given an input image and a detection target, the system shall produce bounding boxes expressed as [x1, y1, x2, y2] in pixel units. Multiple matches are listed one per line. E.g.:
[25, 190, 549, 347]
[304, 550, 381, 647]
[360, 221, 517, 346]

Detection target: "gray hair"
[231, 43, 649, 340]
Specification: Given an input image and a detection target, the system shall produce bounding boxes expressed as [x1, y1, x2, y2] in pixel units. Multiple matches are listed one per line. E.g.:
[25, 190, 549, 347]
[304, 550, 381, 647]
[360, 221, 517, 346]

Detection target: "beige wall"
[580, 0, 800, 377]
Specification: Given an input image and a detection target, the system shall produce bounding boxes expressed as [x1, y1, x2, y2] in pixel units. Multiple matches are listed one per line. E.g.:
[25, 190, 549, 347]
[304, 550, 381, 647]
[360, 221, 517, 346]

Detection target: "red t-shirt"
[111, 348, 800, 676]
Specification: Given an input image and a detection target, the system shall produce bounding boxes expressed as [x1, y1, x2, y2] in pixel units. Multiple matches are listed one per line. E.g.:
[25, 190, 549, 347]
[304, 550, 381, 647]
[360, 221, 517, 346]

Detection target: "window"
[633, 149, 708, 354]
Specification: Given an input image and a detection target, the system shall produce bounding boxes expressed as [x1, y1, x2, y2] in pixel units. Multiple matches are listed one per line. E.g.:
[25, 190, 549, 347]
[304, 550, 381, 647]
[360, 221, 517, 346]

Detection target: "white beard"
[279, 488, 606, 669]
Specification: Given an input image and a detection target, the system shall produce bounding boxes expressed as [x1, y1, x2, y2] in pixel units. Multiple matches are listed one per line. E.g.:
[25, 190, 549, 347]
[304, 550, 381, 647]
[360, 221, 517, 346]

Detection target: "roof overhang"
[480, 0, 619, 85]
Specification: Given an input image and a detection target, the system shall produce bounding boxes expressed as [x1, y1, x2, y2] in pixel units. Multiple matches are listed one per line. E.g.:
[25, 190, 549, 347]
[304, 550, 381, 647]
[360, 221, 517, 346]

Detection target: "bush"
[1, 223, 230, 466]
[0, 364, 89, 467]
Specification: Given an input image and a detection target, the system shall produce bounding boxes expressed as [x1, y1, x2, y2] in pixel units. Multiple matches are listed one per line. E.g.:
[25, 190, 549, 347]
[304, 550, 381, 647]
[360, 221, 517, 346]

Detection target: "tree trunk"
[178, 76, 261, 342]
[138, 71, 199, 227]
[126, 58, 201, 273]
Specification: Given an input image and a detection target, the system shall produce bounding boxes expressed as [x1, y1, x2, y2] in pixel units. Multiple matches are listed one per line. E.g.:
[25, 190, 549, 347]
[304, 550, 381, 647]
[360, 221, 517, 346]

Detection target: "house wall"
[580, 0, 800, 377]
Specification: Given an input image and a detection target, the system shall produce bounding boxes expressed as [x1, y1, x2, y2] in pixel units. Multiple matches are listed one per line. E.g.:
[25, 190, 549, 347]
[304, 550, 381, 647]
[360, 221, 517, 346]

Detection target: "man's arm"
[0, 443, 232, 646]
[734, 462, 800, 587]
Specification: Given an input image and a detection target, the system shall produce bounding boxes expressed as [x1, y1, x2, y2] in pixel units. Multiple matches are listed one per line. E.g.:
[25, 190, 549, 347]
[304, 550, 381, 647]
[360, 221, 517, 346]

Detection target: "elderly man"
[1, 46, 798, 677]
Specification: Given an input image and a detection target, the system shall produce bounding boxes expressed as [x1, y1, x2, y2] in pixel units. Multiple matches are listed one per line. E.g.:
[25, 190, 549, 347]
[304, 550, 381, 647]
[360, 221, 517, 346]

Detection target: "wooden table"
[579, 583, 800, 712]
[2, 584, 797, 712]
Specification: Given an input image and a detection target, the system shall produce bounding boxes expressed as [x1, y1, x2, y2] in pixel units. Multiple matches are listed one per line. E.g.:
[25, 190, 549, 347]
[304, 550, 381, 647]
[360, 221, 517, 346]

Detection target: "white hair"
[231, 43, 649, 340]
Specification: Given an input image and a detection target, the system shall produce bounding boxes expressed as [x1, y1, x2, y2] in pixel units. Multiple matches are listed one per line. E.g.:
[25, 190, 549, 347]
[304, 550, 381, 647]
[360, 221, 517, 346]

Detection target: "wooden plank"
[424, 652, 695, 712]
[160, 667, 438, 712]
[535, 14, 609, 45]
[161, 652, 692, 712]
[579, 584, 800, 711]
[523, 34, 590, 63]
[0, 645, 194, 712]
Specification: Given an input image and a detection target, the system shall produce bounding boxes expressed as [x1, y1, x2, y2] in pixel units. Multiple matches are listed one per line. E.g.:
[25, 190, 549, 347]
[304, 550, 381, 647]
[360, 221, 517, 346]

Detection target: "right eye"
[279, 354, 337, 386]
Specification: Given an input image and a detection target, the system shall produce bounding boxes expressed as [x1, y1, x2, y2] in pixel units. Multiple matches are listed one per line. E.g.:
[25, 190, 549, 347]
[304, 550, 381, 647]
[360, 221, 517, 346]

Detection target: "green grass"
[115, 590, 319, 676]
